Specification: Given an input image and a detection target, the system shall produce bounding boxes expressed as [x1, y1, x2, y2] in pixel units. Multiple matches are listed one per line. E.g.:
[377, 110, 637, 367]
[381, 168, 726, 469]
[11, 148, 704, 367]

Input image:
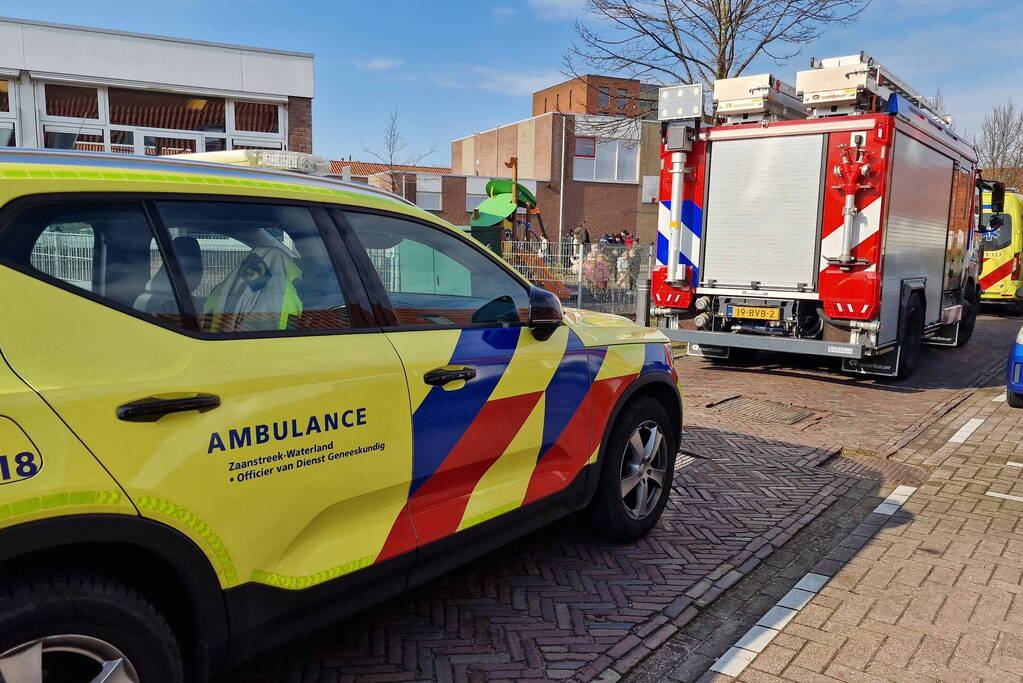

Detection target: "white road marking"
[708, 487, 917, 678]
[872, 485, 918, 515]
[1004, 462, 1023, 468]
[949, 418, 985, 443]
[986, 491, 1023, 503]
[994, 393, 1007, 402]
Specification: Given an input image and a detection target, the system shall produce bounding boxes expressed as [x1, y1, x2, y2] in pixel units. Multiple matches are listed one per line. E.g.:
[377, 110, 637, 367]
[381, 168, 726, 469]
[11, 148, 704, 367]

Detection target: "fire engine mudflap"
[651, 54, 994, 379]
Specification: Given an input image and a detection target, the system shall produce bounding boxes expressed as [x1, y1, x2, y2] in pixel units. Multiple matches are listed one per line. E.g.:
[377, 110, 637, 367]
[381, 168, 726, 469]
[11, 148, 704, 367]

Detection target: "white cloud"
[355, 57, 404, 71]
[527, 0, 586, 19]
[429, 65, 565, 96]
[492, 6, 517, 16]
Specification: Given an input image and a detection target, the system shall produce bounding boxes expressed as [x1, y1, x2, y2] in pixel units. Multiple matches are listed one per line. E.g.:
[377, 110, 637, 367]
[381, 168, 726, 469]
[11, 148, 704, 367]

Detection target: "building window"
[43, 126, 104, 152]
[575, 136, 596, 158]
[35, 82, 287, 155]
[616, 88, 628, 109]
[466, 176, 489, 212]
[44, 84, 99, 120]
[543, 96, 548, 113]
[416, 173, 443, 211]
[235, 101, 279, 134]
[569, 89, 573, 109]
[0, 80, 9, 113]
[0, 122, 14, 147]
[556, 93, 560, 110]
[598, 86, 610, 108]
[573, 139, 639, 183]
[109, 88, 225, 132]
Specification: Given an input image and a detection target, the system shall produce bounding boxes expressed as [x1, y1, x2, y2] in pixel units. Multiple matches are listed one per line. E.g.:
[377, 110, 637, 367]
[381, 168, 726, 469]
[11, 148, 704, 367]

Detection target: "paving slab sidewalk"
[703, 384, 1023, 683]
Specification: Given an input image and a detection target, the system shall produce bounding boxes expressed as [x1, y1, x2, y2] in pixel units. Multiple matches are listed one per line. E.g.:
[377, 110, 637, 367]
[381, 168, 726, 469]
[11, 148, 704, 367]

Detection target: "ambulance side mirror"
[992, 183, 1006, 214]
[527, 287, 564, 341]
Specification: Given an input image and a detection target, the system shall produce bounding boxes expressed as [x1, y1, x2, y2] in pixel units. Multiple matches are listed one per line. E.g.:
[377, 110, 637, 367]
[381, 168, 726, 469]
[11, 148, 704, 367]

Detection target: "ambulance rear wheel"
[0, 571, 184, 683]
[1008, 391, 1023, 409]
[957, 283, 979, 347]
[897, 296, 924, 379]
[587, 396, 677, 542]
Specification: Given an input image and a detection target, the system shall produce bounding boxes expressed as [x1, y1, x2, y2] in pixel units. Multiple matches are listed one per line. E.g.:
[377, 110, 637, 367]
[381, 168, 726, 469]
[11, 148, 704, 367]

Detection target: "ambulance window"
[152, 201, 353, 334]
[0, 201, 188, 328]
[343, 211, 529, 328]
[982, 213, 1012, 251]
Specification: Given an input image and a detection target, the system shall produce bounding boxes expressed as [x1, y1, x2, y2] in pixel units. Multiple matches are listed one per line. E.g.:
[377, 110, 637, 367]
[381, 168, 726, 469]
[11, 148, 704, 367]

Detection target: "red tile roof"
[329, 160, 451, 177]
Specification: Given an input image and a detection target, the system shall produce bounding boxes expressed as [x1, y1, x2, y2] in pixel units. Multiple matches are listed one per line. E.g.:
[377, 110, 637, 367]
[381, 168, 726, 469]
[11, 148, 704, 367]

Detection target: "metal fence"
[501, 241, 653, 315]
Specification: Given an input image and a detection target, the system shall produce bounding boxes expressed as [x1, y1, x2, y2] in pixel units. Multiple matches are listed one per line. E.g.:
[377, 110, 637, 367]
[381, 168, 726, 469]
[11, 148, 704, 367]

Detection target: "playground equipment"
[469, 158, 571, 299]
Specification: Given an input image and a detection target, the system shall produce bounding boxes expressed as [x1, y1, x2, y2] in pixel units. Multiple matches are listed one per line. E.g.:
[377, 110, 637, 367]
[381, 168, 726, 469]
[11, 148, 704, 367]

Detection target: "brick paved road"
[222, 315, 1019, 682]
[697, 381, 1023, 683]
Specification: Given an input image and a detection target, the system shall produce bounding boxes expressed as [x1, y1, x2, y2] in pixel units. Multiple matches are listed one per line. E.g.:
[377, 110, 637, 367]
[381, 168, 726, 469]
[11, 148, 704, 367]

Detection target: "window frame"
[35, 82, 288, 155]
[0, 193, 379, 341]
[574, 136, 596, 158]
[329, 206, 534, 333]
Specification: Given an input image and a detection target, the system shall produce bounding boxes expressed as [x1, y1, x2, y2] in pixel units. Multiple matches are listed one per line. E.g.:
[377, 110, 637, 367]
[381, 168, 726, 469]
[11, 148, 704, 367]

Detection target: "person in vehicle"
[203, 246, 302, 332]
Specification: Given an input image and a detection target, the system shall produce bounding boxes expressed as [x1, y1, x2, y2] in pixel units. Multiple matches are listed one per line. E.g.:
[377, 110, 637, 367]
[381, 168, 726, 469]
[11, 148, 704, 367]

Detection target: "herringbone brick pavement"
[222, 316, 1020, 682]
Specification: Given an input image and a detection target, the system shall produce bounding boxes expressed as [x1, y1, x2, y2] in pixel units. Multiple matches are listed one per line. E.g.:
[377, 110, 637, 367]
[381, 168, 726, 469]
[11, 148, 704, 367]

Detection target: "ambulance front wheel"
[587, 396, 677, 542]
[0, 571, 184, 683]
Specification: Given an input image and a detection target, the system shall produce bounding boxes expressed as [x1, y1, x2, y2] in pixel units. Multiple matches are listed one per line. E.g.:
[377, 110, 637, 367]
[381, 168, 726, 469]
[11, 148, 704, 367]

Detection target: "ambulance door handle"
[423, 366, 477, 386]
[117, 394, 221, 422]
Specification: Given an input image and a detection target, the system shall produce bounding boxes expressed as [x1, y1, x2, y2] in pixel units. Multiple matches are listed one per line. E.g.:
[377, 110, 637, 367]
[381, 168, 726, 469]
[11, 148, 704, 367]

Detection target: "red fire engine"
[653, 53, 1001, 378]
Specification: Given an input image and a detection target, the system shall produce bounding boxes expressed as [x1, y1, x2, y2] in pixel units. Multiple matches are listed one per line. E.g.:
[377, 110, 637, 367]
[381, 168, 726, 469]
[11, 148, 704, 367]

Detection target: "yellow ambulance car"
[980, 189, 1023, 309]
[0, 149, 681, 681]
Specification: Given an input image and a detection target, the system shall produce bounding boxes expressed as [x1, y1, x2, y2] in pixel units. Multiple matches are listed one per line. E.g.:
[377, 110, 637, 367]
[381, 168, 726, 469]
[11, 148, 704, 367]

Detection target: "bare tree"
[974, 100, 1023, 188]
[564, 0, 870, 121]
[926, 83, 955, 131]
[362, 109, 437, 199]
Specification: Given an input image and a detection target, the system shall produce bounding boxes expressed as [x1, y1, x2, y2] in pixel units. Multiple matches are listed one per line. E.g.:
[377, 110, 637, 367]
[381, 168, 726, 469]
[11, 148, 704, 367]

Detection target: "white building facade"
[0, 17, 314, 155]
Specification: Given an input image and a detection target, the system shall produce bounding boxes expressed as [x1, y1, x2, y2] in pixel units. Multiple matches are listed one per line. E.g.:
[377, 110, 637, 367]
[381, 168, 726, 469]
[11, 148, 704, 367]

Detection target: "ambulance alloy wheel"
[588, 396, 677, 541]
[0, 572, 183, 683]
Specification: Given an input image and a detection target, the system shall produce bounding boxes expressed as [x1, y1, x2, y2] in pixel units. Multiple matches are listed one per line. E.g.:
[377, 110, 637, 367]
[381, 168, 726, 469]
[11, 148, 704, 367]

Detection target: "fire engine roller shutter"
[877, 132, 954, 345]
[701, 134, 825, 290]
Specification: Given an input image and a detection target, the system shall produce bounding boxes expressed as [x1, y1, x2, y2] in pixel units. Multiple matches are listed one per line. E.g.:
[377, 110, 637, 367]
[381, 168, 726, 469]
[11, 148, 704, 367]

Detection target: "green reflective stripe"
[0, 167, 365, 200]
[135, 495, 237, 585]
[460, 501, 518, 530]
[0, 489, 123, 522]
[251, 554, 375, 590]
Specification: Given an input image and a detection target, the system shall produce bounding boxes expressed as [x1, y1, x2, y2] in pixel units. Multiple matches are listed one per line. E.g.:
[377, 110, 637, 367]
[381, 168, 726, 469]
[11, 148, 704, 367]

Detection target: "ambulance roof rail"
[798, 52, 951, 126]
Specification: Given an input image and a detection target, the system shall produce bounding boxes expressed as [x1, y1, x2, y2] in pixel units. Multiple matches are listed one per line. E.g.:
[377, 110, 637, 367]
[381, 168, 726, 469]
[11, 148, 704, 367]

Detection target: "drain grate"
[822, 451, 929, 484]
[712, 396, 818, 425]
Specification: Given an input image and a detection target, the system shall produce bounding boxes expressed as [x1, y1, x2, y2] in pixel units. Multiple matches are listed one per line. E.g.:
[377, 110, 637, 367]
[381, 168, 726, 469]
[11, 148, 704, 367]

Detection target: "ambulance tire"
[897, 296, 924, 380]
[956, 283, 979, 347]
[587, 396, 677, 542]
[1009, 391, 1023, 409]
[0, 571, 184, 682]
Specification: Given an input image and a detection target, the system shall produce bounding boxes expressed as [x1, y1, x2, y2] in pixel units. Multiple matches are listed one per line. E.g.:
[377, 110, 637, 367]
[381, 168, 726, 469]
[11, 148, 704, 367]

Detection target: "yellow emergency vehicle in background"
[0, 148, 681, 681]
[980, 189, 1023, 310]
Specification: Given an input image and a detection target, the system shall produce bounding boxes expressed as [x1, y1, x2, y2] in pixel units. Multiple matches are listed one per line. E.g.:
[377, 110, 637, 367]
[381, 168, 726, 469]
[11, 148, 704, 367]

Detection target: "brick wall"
[287, 96, 313, 153]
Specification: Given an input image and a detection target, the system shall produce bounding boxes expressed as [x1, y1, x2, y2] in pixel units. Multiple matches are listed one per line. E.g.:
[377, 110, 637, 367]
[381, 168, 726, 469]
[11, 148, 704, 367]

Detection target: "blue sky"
[3, 0, 1018, 165]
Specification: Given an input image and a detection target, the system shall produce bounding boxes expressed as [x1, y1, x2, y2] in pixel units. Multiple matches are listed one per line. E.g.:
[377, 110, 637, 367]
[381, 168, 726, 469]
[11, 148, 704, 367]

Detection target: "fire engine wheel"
[588, 397, 677, 542]
[897, 296, 924, 380]
[0, 571, 184, 683]
[956, 284, 979, 347]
